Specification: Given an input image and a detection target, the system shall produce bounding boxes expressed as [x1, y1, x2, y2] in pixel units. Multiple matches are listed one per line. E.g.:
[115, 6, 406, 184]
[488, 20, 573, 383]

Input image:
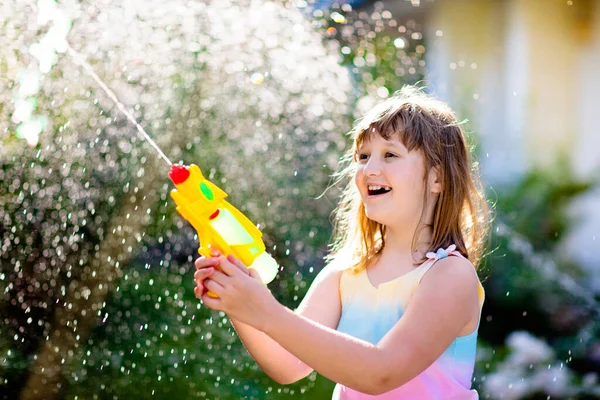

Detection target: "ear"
[428, 166, 443, 194]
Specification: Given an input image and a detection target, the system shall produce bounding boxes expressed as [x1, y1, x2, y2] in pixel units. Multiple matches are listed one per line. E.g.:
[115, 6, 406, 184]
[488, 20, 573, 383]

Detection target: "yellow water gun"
[168, 163, 279, 292]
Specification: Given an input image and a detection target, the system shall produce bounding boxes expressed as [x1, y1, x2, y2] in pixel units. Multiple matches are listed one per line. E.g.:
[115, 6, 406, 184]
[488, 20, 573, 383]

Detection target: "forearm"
[263, 305, 387, 394]
[230, 318, 312, 384]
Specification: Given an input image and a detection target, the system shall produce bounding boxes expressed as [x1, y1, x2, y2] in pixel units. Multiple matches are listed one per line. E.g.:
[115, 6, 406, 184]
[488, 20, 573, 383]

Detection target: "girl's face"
[354, 133, 432, 229]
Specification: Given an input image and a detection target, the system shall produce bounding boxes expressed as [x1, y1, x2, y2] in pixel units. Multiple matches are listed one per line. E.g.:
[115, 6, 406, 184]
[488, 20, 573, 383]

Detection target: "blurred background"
[1, 0, 599, 399]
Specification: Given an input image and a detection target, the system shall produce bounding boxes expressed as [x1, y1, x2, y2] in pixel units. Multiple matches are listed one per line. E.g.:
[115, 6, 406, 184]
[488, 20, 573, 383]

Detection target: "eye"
[385, 152, 398, 158]
[357, 153, 369, 161]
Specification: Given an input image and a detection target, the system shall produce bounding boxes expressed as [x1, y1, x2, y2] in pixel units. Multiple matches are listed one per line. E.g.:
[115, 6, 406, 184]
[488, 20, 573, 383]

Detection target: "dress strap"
[410, 244, 465, 297]
[425, 244, 464, 261]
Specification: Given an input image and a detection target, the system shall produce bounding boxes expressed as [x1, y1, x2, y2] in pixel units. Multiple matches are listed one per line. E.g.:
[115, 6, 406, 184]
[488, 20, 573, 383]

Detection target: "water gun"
[168, 163, 279, 295]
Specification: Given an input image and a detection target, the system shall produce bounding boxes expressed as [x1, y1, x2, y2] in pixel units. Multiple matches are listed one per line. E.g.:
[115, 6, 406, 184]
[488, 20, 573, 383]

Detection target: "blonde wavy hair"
[328, 86, 490, 272]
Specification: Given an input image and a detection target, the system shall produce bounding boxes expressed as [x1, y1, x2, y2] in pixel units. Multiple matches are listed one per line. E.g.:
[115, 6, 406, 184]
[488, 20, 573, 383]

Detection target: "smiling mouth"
[367, 185, 392, 196]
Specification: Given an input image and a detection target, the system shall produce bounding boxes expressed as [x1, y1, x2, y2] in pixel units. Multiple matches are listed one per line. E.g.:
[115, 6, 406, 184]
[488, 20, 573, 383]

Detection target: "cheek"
[353, 169, 363, 190]
[398, 170, 427, 209]
[410, 179, 428, 212]
[407, 162, 426, 189]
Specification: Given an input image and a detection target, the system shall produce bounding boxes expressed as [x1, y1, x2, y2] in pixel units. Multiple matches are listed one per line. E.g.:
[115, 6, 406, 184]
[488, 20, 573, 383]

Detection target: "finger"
[227, 254, 250, 275]
[194, 267, 214, 284]
[205, 269, 230, 286]
[201, 292, 221, 310]
[195, 256, 220, 270]
[248, 268, 262, 281]
[194, 284, 204, 300]
[210, 247, 221, 257]
[217, 255, 247, 277]
[204, 278, 225, 296]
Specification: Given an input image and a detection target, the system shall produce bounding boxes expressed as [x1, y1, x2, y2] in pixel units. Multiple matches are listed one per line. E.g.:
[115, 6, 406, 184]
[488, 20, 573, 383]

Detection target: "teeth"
[368, 185, 391, 192]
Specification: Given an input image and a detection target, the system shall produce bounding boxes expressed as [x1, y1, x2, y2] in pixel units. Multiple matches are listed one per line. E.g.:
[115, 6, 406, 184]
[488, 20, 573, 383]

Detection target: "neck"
[377, 192, 439, 259]
[382, 222, 433, 258]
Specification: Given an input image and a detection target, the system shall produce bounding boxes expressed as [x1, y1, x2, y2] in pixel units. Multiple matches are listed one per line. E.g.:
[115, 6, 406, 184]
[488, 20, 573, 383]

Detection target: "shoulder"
[303, 256, 354, 303]
[295, 258, 346, 327]
[418, 256, 480, 300]
[312, 257, 347, 286]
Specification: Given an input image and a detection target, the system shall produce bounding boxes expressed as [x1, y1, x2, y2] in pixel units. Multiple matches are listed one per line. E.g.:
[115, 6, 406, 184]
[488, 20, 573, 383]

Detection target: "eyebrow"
[358, 140, 406, 152]
[384, 141, 405, 150]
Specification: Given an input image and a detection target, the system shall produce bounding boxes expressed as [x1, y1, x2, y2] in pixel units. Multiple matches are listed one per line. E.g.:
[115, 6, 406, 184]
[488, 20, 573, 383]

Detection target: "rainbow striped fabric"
[333, 246, 485, 399]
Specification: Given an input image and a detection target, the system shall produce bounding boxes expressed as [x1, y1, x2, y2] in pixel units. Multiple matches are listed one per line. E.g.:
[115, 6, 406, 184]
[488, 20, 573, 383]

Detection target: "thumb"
[248, 268, 262, 281]
[227, 254, 250, 275]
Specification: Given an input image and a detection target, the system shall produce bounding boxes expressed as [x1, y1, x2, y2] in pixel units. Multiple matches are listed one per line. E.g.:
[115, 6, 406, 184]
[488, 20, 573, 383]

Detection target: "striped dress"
[333, 245, 485, 400]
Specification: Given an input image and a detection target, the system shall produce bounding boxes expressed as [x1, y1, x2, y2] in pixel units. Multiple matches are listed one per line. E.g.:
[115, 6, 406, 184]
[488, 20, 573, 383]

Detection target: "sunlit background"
[1, 0, 599, 399]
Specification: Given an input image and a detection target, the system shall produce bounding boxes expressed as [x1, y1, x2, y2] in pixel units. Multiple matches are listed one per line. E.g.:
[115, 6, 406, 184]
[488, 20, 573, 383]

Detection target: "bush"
[474, 166, 600, 399]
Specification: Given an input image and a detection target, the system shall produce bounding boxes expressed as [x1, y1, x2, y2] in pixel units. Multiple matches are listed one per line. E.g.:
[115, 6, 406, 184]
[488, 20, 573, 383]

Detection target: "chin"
[364, 209, 387, 225]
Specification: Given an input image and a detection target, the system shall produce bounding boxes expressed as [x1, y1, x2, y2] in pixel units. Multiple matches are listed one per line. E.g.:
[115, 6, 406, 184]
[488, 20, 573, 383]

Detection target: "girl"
[193, 86, 489, 399]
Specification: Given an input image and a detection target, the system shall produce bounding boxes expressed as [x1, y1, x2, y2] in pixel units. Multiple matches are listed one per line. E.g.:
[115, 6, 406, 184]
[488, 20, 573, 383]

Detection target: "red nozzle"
[169, 163, 190, 184]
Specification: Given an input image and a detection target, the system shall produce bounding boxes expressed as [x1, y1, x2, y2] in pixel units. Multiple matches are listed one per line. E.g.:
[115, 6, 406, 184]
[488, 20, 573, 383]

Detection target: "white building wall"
[424, 0, 529, 184]
[520, 0, 578, 168]
[562, 3, 600, 291]
[423, 0, 600, 290]
[574, 1, 600, 178]
[498, 0, 530, 182]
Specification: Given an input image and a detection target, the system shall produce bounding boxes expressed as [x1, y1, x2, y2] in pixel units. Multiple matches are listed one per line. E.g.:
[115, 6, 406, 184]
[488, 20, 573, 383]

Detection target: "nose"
[363, 156, 382, 176]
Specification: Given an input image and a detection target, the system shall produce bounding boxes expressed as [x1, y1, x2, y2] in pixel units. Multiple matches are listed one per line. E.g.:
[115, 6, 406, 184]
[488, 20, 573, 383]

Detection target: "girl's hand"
[193, 249, 220, 299]
[201, 254, 280, 332]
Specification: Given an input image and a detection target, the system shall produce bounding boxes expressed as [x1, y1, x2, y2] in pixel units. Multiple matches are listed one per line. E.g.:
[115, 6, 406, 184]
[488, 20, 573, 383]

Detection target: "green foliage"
[315, 2, 426, 101]
[476, 164, 599, 397]
[493, 162, 594, 251]
[62, 257, 334, 399]
[1, 1, 353, 398]
[482, 165, 596, 321]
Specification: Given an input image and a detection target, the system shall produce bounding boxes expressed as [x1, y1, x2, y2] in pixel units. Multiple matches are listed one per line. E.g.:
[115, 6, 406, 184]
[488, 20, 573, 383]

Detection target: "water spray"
[65, 44, 279, 286]
[66, 45, 172, 167]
